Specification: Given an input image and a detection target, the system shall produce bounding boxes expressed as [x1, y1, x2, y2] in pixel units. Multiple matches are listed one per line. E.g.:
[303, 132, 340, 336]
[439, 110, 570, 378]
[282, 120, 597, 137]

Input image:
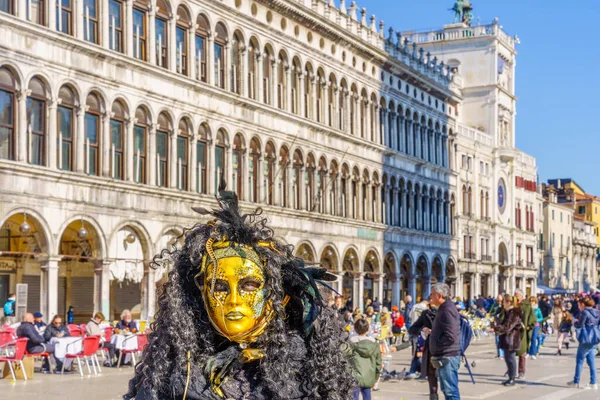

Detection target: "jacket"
[494, 307, 523, 352]
[345, 335, 382, 388]
[534, 307, 544, 324]
[517, 300, 535, 356]
[403, 302, 414, 326]
[429, 300, 460, 358]
[489, 301, 502, 318]
[559, 320, 572, 333]
[574, 307, 600, 329]
[116, 320, 138, 331]
[86, 319, 106, 343]
[16, 321, 46, 352]
[44, 323, 70, 342]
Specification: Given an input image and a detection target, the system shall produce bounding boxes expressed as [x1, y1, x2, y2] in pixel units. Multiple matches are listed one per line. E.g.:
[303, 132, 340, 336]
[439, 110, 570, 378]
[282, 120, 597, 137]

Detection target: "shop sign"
[0, 260, 16, 272]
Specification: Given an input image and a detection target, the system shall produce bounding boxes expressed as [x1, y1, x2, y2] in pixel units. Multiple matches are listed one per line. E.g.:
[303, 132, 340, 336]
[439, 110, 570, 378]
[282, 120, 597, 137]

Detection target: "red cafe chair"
[0, 337, 29, 381]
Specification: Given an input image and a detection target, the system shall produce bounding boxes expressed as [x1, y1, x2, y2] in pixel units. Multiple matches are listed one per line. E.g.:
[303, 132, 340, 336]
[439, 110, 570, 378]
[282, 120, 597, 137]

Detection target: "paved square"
[1, 336, 599, 399]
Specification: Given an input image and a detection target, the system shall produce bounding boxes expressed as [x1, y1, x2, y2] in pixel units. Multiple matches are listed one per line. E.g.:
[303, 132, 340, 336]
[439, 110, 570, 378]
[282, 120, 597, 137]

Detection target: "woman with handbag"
[567, 297, 600, 390]
[493, 294, 523, 386]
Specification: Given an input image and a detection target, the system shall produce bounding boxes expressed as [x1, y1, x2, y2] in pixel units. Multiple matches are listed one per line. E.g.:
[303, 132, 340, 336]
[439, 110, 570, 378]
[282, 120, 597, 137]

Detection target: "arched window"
[263, 46, 273, 104]
[0, 0, 14, 14]
[27, 77, 47, 166]
[133, 106, 148, 183]
[155, 0, 170, 68]
[232, 133, 244, 196]
[277, 52, 287, 110]
[84, 93, 102, 176]
[196, 123, 208, 194]
[132, 0, 147, 60]
[315, 69, 325, 123]
[30, 0, 45, 25]
[176, 6, 191, 76]
[485, 191, 489, 219]
[57, 85, 76, 170]
[231, 32, 243, 94]
[372, 175, 379, 222]
[214, 23, 227, 89]
[362, 171, 369, 221]
[279, 146, 289, 207]
[110, 100, 126, 180]
[57, 0, 74, 35]
[177, 118, 191, 190]
[370, 94, 377, 142]
[480, 190, 484, 219]
[83, 0, 99, 44]
[214, 129, 227, 192]
[0, 67, 16, 161]
[247, 38, 259, 100]
[352, 168, 359, 219]
[156, 112, 171, 187]
[264, 142, 275, 205]
[350, 85, 358, 135]
[330, 161, 338, 216]
[249, 138, 260, 203]
[360, 90, 367, 139]
[327, 75, 335, 128]
[195, 15, 209, 82]
[109, 0, 123, 52]
[339, 80, 347, 131]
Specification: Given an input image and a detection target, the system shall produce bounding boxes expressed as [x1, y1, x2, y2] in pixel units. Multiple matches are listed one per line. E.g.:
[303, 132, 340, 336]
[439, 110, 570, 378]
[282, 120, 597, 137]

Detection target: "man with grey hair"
[429, 282, 461, 400]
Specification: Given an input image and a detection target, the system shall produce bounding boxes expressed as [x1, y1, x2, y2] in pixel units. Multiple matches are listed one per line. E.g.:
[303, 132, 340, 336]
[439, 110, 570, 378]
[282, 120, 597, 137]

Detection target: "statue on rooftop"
[450, 0, 474, 27]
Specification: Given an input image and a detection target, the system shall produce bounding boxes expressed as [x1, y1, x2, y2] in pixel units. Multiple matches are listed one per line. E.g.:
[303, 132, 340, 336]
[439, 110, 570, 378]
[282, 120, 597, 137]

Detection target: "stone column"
[392, 276, 401, 308]
[143, 263, 156, 320]
[409, 275, 417, 302]
[125, 0, 133, 57]
[285, 66, 292, 113]
[311, 76, 318, 120]
[270, 59, 277, 107]
[207, 33, 215, 85]
[357, 273, 365, 312]
[442, 134, 448, 168]
[224, 43, 231, 92]
[238, 46, 247, 97]
[168, 16, 177, 73]
[398, 116, 405, 153]
[41, 256, 60, 321]
[423, 276, 431, 299]
[188, 26, 196, 79]
[101, 112, 112, 177]
[298, 72, 305, 118]
[76, 0, 84, 40]
[101, 0, 109, 48]
[75, 106, 86, 173]
[125, 117, 135, 181]
[148, 123, 157, 186]
[94, 260, 111, 318]
[48, 0, 56, 30]
[16, 89, 29, 163]
[47, 98, 58, 169]
[148, 6, 156, 65]
[169, 129, 178, 188]
[510, 267, 517, 294]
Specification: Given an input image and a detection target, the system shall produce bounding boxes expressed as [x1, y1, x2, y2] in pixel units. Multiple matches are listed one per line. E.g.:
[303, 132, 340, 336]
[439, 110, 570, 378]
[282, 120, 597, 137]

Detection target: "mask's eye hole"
[239, 278, 261, 292]
[212, 279, 230, 293]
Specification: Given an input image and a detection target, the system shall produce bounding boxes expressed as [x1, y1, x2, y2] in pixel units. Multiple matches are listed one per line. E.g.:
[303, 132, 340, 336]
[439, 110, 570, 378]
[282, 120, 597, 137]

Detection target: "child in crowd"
[346, 318, 382, 400]
[556, 311, 573, 356]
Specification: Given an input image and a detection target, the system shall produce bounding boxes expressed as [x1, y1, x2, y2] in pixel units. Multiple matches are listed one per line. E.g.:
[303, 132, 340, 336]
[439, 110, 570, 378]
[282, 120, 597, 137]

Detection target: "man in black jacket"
[16, 313, 61, 373]
[428, 283, 461, 400]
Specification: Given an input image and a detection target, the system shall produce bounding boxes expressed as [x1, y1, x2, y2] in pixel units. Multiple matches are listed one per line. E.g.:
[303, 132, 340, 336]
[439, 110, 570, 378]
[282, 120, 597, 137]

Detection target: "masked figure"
[126, 188, 353, 399]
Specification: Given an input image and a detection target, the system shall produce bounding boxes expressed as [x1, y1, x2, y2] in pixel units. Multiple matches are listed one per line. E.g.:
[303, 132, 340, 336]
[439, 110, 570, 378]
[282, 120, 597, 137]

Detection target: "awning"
[536, 284, 576, 295]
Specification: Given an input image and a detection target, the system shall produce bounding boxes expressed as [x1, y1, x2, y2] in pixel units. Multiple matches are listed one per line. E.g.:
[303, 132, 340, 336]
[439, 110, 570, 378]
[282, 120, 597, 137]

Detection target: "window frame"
[84, 103, 101, 176]
[83, 0, 99, 44]
[132, 5, 147, 61]
[155, 11, 169, 69]
[108, 0, 124, 53]
[110, 111, 125, 180]
[56, 0, 73, 35]
[26, 87, 47, 166]
[133, 121, 147, 184]
[156, 128, 169, 187]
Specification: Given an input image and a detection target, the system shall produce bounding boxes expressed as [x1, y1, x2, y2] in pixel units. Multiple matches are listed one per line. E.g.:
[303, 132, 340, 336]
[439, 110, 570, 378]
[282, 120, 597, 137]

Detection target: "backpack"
[459, 314, 473, 355]
[3, 299, 15, 316]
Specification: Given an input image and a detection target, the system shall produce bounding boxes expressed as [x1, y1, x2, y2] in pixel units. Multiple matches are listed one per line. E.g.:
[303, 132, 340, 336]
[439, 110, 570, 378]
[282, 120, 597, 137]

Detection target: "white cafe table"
[111, 334, 138, 364]
[49, 336, 83, 367]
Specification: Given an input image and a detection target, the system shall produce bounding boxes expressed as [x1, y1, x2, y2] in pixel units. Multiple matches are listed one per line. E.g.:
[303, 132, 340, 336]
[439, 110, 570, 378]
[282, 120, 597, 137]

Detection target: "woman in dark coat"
[493, 294, 523, 386]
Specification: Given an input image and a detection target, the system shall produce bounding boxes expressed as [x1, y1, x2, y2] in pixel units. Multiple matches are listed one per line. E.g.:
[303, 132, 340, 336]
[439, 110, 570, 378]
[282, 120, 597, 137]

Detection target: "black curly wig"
[125, 192, 353, 399]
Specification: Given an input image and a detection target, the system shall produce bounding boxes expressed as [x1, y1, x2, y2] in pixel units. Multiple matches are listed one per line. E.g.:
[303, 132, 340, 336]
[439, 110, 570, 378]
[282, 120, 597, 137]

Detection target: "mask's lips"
[225, 311, 245, 321]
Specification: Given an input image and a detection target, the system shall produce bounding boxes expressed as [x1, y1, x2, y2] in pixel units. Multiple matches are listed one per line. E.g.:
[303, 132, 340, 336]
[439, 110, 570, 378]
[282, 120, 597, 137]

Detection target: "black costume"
[126, 188, 353, 399]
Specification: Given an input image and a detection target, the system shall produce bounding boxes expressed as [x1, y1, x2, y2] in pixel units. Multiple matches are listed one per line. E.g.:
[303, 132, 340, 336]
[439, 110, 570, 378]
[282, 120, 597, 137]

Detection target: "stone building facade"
[0, 0, 458, 322]
[407, 20, 540, 298]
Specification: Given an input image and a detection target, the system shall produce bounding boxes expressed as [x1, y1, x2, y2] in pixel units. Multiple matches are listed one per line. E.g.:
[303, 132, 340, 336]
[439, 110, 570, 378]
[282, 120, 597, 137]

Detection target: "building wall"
[0, 0, 456, 319]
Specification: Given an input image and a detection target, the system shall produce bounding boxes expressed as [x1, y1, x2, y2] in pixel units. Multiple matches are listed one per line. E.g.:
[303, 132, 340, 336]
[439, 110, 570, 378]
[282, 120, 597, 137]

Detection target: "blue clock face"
[498, 179, 506, 213]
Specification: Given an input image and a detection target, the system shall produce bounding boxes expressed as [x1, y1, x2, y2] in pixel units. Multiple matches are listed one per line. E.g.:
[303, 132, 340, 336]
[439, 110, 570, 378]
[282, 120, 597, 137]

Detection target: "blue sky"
[360, 0, 600, 194]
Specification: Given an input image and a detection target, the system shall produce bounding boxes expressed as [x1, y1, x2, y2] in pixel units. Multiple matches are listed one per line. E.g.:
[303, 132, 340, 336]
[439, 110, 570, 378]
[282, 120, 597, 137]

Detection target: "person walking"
[408, 303, 438, 400]
[403, 295, 414, 330]
[2, 293, 16, 325]
[493, 294, 523, 386]
[556, 311, 573, 355]
[490, 294, 504, 359]
[515, 289, 535, 380]
[428, 283, 461, 400]
[345, 318, 382, 400]
[552, 298, 565, 337]
[567, 297, 600, 390]
[528, 296, 544, 359]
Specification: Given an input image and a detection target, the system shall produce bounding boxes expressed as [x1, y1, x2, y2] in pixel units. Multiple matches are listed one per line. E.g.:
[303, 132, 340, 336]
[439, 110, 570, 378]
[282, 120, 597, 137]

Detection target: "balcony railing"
[527, 261, 535, 268]
[463, 252, 476, 260]
[481, 255, 492, 262]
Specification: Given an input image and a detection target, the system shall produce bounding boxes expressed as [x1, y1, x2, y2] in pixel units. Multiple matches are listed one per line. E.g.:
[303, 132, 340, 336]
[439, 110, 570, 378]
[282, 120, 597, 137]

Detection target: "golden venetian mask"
[195, 238, 282, 344]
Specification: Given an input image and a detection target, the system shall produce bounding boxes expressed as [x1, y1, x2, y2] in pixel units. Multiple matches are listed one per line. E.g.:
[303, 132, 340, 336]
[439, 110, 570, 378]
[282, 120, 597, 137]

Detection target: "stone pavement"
[1, 336, 599, 399]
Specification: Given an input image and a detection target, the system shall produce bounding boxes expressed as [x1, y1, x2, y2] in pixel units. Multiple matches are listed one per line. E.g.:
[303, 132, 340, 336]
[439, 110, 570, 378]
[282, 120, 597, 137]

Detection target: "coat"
[494, 307, 523, 352]
[517, 300, 535, 356]
[43, 323, 70, 342]
[16, 321, 46, 353]
[345, 336, 382, 388]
